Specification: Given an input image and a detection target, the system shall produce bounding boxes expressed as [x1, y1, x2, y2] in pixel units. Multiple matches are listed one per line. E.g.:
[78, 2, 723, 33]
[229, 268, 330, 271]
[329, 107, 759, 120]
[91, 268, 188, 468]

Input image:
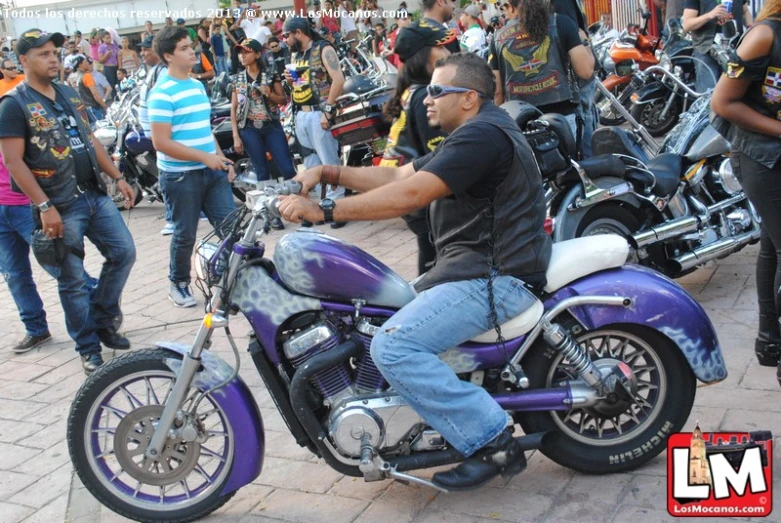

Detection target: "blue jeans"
[694, 51, 720, 94]
[0, 204, 48, 337]
[577, 76, 599, 159]
[59, 189, 136, 355]
[159, 167, 236, 283]
[370, 274, 537, 456]
[87, 106, 106, 125]
[239, 121, 297, 181]
[295, 109, 345, 199]
[214, 55, 228, 75]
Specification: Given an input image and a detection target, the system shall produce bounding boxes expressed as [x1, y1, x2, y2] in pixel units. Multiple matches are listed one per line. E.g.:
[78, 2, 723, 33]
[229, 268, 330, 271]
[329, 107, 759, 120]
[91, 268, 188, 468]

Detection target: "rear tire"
[67, 349, 236, 523]
[517, 324, 696, 474]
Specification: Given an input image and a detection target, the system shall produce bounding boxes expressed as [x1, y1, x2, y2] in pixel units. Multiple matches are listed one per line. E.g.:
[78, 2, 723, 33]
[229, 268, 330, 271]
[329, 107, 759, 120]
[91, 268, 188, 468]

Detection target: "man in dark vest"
[0, 29, 137, 375]
[277, 53, 551, 490]
[282, 16, 346, 228]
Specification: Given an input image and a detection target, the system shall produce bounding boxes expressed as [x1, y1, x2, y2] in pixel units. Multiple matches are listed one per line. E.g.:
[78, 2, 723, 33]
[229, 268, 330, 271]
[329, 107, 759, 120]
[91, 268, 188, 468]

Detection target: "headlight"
[93, 125, 117, 148]
[193, 241, 227, 283]
[660, 54, 673, 71]
[602, 56, 616, 74]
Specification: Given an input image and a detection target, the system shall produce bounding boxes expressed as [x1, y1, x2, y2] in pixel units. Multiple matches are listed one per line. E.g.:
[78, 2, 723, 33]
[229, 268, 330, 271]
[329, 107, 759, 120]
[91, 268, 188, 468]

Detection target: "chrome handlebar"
[641, 66, 707, 98]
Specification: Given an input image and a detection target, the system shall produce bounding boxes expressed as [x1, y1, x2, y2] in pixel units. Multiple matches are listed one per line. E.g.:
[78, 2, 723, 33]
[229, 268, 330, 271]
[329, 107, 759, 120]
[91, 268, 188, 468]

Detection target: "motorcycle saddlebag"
[330, 93, 391, 148]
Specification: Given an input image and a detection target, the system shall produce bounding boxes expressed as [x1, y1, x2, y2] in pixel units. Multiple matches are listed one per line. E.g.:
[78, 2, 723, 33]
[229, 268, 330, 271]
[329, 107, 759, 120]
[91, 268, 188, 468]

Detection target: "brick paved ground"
[0, 200, 778, 523]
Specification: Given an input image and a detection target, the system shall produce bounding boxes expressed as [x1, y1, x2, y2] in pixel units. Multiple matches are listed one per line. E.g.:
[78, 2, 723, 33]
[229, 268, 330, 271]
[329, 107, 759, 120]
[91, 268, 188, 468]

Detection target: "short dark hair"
[421, 0, 438, 11]
[268, 36, 280, 45]
[118, 68, 127, 75]
[154, 26, 190, 66]
[435, 53, 496, 103]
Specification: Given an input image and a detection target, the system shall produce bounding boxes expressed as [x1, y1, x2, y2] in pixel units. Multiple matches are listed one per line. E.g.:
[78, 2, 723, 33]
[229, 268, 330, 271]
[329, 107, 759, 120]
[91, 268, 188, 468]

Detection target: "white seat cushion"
[470, 298, 544, 343]
[544, 235, 629, 293]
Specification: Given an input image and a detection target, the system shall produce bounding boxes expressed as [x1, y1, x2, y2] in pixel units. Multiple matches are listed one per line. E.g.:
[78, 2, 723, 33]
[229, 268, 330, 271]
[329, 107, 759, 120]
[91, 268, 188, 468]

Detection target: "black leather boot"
[96, 327, 131, 350]
[81, 352, 104, 375]
[756, 314, 781, 367]
[432, 430, 527, 491]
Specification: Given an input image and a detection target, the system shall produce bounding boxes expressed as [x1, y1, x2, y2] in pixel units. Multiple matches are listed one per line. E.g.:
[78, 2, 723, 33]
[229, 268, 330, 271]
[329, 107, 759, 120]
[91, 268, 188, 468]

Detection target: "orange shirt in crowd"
[0, 74, 24, 96]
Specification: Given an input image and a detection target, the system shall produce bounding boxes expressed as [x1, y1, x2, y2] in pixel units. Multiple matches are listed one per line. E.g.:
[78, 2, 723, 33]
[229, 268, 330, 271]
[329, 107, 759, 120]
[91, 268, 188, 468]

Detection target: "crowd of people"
[0, 0, 779, 492]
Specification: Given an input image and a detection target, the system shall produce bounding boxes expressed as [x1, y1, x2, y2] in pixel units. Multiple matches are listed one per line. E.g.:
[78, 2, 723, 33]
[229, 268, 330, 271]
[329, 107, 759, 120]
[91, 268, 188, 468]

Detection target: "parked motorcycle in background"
[629, 18, 696, 137]
[594, 9, 660, 126]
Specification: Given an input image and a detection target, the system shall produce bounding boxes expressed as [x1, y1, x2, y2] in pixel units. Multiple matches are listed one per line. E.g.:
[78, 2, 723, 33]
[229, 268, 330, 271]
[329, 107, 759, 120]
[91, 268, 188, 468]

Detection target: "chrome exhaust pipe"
[667, 229, 761, 273]
[631, 216, 701, 248]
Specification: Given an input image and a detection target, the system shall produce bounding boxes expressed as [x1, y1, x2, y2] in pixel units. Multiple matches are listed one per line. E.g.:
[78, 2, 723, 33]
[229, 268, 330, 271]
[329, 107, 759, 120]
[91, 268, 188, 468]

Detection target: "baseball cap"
[72, 54, 88, 68]
[463, 4, 481, 18]
[138, 35, 154, 48]
[73, 30, 82, 37]
[393, 20, 456, 62]
[16, 28, 65, 56]
[236, 37, 263, 52]
[284, 16, 311, 34]
[176, 18, 186, 24]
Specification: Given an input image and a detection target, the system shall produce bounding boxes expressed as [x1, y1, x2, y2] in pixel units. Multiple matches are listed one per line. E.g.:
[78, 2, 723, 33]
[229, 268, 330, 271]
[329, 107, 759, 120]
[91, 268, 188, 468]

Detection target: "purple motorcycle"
[67, 181, 727, 522]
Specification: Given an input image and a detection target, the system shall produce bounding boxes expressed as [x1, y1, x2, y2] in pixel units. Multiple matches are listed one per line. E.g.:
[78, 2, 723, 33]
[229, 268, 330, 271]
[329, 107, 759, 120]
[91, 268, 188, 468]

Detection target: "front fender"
[552, 178, 643, 242]
[544, 265, 727, 384]
[632, 80, 668, 105]
[157, 342, 264, 495]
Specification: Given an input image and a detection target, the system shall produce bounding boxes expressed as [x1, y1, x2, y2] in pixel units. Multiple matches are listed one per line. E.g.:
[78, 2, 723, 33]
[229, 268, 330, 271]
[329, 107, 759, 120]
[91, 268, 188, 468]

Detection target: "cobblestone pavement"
[0, 201, 778, 523]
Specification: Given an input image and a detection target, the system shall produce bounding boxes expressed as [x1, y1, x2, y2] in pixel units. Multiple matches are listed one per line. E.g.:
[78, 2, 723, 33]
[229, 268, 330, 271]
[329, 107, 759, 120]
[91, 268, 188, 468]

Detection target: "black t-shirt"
[412, 113, 513, 200]
[683, 0, 745, 32]
[552, 0, 587, 32]
[382, 85, 447, 166]
[0, 89, 94, 184]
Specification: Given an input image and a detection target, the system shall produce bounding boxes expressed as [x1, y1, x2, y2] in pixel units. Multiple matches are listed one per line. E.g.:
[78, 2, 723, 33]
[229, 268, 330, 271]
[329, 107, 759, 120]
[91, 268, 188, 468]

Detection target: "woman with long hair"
[491, 0, 593, 139]
[712, 0, 781, 386]
[118, 36, 140, 75]
[230, 38, 296, 230]
[380, 22, 455, 275]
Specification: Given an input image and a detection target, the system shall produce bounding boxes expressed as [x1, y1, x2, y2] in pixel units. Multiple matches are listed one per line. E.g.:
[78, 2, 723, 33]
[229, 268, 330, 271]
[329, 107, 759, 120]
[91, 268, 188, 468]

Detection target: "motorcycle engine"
[712, 159, 742, 196]
[283, 317, 446, 458]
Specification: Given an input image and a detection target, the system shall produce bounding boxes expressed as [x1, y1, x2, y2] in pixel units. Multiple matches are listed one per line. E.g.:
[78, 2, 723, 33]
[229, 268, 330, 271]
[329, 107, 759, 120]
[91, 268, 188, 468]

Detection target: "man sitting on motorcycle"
[277, 52, 551, 490]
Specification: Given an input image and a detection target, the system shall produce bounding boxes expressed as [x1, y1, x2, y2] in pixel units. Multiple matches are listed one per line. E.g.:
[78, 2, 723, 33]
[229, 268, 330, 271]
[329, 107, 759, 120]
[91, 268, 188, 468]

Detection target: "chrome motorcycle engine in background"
[282, 317, 447, 458]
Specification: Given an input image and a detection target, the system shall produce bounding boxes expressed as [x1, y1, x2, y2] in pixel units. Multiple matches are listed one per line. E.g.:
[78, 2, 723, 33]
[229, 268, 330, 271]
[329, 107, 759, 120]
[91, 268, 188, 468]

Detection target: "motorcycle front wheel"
[631, 97, 681, 137]
[517, 323, 696, 474]
[595, 84, 629, 126]
[67, 349, 237, 523]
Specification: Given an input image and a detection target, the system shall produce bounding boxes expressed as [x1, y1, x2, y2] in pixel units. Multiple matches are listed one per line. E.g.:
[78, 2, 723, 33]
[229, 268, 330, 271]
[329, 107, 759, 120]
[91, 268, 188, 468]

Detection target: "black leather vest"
[415, 103, 552, 292]
[2, 82, 105, 207]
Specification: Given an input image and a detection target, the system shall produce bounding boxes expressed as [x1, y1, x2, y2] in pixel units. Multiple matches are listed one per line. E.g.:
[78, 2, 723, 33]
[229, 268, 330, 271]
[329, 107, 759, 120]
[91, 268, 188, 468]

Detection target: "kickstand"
[384, 465, 450, 493]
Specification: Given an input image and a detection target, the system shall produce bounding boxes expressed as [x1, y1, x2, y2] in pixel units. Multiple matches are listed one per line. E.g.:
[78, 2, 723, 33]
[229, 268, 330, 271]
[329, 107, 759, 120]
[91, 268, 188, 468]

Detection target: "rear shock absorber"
[540, 320, 605, 390]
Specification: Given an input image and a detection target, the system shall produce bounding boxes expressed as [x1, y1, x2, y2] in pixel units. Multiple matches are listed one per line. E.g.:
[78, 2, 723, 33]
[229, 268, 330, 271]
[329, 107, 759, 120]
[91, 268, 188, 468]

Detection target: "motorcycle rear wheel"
[517, 323, 696, 474]
[67, 349, 237, 523]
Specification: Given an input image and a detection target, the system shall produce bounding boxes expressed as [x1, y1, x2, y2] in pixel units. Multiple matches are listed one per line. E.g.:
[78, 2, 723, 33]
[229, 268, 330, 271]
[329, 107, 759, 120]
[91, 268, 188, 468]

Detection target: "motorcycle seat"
[469, 235, 629, 342]
[578, 155, 626, 179]
[646, 153, 682, 197]
[543, 235, 629, 293]
[212, 102, 232, 119]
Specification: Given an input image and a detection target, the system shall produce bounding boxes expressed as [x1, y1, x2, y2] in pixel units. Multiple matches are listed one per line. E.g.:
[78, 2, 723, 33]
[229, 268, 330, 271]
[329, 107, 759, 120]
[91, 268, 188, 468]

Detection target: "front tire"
[631, 97, 680, 137]
[67, 349, 236, 523]
[517, 324, 696, 474]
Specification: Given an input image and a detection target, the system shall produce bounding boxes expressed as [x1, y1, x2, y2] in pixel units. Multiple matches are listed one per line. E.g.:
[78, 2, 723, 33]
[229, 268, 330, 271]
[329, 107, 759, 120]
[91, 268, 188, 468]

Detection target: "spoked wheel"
[518, 324, 696, 473]
[596, 84, 629, 126]
[67, 349, 236, 523]
[630, 97, 680, 137]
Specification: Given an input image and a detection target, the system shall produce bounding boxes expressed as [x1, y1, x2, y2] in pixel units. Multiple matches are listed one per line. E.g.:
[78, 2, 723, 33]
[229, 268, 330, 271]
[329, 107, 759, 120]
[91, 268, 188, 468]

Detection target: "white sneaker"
[199, 212, 208, 221]
[169, 281, 197, 308]
[160, 222, 175, 235]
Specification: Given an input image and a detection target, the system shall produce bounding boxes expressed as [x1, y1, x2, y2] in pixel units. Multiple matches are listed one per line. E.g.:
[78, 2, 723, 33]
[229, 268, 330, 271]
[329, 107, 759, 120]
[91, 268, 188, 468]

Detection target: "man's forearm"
[331, 181, 424, 222]
[683, 12, 713, 32]
[332, 165, 403, 193]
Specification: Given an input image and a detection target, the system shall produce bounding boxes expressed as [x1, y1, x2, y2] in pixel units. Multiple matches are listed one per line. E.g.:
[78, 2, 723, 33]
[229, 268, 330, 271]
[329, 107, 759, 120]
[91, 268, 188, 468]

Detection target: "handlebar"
[642, 66, 707, 98]
[245, 180, 303, 219]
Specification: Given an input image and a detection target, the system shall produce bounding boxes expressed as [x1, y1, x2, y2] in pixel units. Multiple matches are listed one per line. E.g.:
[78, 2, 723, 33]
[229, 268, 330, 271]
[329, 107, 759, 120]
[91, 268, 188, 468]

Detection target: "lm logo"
[667, 425, 773, 517]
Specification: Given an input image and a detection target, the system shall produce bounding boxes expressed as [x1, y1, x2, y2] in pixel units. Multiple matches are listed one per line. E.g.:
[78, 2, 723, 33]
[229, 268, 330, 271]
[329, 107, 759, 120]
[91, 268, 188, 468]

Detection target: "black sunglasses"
[426, 84, 487, 100]
[3, 65, 17, 71]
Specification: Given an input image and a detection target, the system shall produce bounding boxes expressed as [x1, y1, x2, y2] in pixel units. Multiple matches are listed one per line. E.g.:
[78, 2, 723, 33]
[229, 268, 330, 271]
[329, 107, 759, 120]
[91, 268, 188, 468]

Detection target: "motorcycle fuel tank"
[273, 229, 416, 309]
[125, 128, 155, 155]
[685, 125, 729, 162]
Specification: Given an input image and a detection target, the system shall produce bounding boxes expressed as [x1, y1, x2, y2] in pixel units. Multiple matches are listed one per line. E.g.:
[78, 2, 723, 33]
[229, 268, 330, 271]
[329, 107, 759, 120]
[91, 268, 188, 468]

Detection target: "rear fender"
[552, 177, 643, 242]
[544, 265, 727, 383]
[156, 342, 264, 496]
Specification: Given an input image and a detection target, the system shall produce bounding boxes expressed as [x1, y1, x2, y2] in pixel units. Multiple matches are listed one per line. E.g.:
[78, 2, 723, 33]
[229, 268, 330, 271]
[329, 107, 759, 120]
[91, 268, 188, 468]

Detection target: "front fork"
[144, 210, 264, 460]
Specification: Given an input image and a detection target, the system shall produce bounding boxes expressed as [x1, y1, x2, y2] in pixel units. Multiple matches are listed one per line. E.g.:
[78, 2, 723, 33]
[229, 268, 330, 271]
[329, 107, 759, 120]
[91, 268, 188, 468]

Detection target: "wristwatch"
[37, 200, 53, 213]
[324, 103, 335, 116]
[319, 198, 336, 223]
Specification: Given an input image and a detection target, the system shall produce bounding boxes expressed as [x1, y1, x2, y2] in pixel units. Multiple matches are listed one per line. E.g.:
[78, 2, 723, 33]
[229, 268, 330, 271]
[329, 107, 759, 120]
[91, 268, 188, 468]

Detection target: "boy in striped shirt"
[149, 26, 236, 308]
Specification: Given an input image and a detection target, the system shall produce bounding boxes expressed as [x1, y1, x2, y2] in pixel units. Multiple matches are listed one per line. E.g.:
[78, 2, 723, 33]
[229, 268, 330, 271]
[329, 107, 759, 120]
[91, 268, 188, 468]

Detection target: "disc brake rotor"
[113, 405, 201, 486]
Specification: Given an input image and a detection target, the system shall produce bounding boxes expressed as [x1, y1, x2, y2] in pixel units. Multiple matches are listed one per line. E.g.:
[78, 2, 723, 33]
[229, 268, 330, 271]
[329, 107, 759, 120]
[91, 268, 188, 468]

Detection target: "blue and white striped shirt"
[139, 63, 167, 136]
[148, 75, 215, 172]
